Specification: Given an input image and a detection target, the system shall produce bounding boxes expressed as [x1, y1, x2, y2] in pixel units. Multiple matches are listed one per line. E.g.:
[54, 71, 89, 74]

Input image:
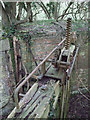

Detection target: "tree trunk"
[1, 2, 10, 25]
[17, 3, 22, 20]
[54, 2, 58, 21]
[4, 2, 16, 23]
[26, 2, 33, 22]
[1, 2, 17, 83]
[88, 2, 90, 44]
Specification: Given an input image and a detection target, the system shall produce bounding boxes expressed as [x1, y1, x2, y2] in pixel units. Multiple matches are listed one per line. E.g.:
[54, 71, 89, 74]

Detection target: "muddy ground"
[67, 92, 89, 119]
[67, 31, 89, 119]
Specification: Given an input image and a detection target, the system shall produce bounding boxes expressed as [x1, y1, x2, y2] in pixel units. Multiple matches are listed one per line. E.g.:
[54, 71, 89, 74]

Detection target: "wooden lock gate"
[7, 18, 79, 119]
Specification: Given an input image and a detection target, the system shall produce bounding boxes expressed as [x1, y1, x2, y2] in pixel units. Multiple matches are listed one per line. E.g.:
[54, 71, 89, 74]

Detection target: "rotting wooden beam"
[53, 81, 60, 109]
[41, 62, 46, 75]
[44, 75, 62, 81]
[27, 41, 41, 74]
[67, 46, 79, 77]
[45, 63, 52, 74]
[40, 104, 50, 118]
[13, 36, 22, 84]
[35, 58, 52, 62]
[13, 36, 18, 83]
[7, 83, 38, 118]
[59, 71, 67, 119]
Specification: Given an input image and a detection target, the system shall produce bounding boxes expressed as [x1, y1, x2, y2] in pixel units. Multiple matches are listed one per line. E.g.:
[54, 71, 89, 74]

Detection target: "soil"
[67, 31, 89, 119]
[67, 92, 89, 119]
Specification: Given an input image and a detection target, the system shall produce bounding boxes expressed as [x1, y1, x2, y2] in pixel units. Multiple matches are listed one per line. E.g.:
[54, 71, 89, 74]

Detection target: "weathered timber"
[41, 62, 46, 75]
[53, 81, 60, 109]
[35, 58, 52, 62]
[17, 82, 55, 118]
[59, 71, 67, 118]
[45, 65, 64, 81]
[28, 96, 50, 118]
[20, 87, 44, 115]
[20, 93, 48, 118]
[64, 80, 70, 118]
[7, 83, 38, 118]
[8, 80, 60, 118]
[13, 36, 22, 84]
[67, 46, 79, 77]
[40, 104, 50, 118]
[13, 37, 19, 83]
[27, 40, 41, 74]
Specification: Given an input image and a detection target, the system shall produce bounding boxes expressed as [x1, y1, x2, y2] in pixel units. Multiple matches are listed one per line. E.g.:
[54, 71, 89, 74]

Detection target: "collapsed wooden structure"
[7, 18, 79, 119]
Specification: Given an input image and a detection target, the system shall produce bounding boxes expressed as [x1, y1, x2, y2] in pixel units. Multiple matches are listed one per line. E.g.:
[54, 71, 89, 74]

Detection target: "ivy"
[2, 22, 33, 83]
[2, 23, 17, 39]
[2, 24, 18, 82]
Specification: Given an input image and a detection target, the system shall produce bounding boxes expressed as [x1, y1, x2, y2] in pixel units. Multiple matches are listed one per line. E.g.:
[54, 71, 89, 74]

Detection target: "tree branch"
[36, 1, 51, 19]
[57, 12, 73, 20]
[0, 2, 11, 25]
[58, 2, 73, 19]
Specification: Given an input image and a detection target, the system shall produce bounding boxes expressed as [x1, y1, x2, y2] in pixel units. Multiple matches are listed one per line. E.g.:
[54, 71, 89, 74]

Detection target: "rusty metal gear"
[65, 18, 72, 49]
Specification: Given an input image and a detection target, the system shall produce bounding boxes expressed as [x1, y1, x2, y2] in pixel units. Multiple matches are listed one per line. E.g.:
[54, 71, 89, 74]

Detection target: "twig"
[58, 2, 73, 19]
[78, 88, 90, 101]
[79, 78, 89, 92]
[27, 41, 41, 74]
[13, 76, 27, 89]
[22, 63, 29, 91]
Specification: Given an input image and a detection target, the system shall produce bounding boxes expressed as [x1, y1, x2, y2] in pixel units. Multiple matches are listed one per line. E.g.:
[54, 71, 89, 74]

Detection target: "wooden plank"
[19, 93, 47, 118]
[54, 81, 60, 97]
[29, 88, 54, 118]
[60, 87, 65, 118]
[45, 66, 64, 80]
[19, 89, 52, 118]
[19, 87, 44, 115]
[13, 36, 18, 82]
[23, 83, 38, 103]
[41, 62, 46, 75]
[29, 97, 49, 118]
[40, 104, 50, 118]
[20, 83, 54, 118]
[53, 81, 60, 109]
[7, 83, 38, 118]
[8, 80, 57, 118]
[35, 58, 52, 62]
[44, 75, 61, 81]
[64, 80, 70, 118]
